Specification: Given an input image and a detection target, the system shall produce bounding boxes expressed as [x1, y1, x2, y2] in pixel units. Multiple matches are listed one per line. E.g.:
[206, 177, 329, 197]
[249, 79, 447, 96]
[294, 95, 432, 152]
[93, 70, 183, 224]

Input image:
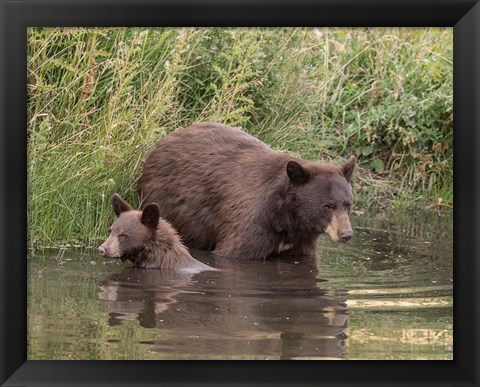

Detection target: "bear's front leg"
[275, 236, 319, 258]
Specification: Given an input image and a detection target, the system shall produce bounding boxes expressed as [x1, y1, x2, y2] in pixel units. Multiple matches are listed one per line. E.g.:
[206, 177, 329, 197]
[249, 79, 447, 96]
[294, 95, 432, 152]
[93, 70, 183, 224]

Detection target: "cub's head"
[286, 155, 356, 243]
[98, 194, 160, 260]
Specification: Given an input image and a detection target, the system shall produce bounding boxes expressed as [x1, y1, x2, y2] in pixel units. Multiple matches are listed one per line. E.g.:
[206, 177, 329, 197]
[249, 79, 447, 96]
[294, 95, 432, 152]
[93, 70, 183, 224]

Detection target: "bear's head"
[98, 194, 160, 260]
[286, 155, 356, 243]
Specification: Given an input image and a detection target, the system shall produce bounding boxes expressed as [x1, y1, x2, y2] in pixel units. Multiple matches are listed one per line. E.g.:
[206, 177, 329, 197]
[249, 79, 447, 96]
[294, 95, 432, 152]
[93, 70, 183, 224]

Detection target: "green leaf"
[361, 146, 374, 156]
[371, 158, 385, 173]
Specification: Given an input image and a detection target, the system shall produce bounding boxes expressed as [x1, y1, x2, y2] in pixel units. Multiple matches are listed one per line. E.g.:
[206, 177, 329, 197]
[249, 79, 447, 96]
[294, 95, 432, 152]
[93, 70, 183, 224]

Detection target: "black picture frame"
[1, 0, 478, 386]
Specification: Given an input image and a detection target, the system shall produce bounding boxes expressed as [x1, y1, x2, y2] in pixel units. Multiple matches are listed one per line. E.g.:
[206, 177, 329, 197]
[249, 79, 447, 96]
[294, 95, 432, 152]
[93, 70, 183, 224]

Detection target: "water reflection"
[27, 210, 452, 360]
[98, 253, 348, 359]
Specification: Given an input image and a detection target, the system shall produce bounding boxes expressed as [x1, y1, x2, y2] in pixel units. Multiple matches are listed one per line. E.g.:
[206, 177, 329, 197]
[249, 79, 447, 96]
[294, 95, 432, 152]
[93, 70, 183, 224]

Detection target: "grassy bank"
[27, 28, 453, 249]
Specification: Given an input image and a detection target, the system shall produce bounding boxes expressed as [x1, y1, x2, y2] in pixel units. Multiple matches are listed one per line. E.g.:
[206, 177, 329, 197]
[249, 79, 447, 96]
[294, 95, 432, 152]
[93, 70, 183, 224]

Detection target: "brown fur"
[98, 194, 216, 272]
[138, 122, 356, 260]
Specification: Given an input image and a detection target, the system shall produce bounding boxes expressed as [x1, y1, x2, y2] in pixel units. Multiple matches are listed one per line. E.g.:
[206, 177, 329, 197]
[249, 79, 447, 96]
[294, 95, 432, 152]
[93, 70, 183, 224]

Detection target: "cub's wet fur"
[98, 194, 216, 273]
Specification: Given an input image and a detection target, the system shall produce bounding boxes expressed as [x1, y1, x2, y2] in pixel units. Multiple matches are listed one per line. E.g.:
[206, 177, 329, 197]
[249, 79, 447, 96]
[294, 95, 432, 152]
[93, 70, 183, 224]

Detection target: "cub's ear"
[112, 194, 133, 217]
[286, 160, 311, 185]
[340, 155, 356, 183]
[141, 203, 160, 229]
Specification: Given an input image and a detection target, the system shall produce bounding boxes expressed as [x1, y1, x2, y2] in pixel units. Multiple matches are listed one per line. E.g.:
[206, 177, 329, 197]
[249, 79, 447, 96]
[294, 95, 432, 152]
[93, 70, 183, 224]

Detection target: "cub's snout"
[97, 236, 121, 259]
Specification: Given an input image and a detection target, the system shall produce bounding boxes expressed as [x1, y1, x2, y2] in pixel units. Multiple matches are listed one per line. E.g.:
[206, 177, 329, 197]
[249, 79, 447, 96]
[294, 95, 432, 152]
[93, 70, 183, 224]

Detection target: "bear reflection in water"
[98, 252, 348, 359]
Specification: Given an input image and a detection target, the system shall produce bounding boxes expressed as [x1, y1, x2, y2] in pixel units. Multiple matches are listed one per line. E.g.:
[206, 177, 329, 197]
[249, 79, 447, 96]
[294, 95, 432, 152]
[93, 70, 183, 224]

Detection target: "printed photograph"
[27, 27, 453, 360]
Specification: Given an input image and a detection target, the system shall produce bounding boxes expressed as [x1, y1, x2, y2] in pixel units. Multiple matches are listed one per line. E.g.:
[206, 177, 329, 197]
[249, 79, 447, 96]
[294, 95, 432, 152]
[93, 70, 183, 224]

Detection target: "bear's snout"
[325, 211, 353, 243]
[339, 230, 353, 243]
[98, 238, 121, 258]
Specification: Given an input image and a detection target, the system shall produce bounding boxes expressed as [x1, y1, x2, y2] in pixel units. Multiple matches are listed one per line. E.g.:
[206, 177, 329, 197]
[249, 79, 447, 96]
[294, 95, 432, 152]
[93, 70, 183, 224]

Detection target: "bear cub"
[98, 194, 216, 273]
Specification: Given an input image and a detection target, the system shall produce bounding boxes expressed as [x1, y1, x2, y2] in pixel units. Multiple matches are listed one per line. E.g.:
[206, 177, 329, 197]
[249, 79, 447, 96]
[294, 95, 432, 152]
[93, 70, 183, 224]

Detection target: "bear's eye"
[324, 203, 333, 210]
[118, 233, 128, 240]
[107, 229, 112, 235]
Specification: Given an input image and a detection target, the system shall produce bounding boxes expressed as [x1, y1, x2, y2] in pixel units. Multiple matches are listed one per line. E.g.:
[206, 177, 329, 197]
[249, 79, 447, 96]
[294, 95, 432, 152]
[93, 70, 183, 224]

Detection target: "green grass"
[27, 27, 453, 249]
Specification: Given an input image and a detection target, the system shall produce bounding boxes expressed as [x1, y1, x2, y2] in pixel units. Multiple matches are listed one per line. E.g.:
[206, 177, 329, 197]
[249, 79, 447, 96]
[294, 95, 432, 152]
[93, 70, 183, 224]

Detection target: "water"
[28, 210, 453, 360]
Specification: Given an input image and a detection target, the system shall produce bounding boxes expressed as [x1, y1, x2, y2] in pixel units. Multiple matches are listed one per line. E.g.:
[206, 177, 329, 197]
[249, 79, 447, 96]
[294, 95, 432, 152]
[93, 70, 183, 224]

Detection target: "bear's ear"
[112, 194, 133, 217]
[340, 155, 356, 183]
[141, 203, 160, 229]
[286, 160, 311, 185]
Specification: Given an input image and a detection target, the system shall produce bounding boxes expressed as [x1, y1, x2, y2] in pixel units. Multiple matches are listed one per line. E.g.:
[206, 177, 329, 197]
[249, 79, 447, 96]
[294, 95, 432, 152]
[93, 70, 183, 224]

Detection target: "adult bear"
[138, 122, 356, 260]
